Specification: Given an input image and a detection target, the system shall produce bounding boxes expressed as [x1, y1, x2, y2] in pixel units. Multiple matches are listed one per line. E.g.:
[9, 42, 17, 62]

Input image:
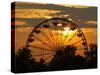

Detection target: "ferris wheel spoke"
[33, 53, 54, 56]
[51, 20, 66, 48]
[71, 39, 82, 45]
[61, 29, 70, 47]
[58, 29, 63, 48]
[53, 26, 59, 49]
[63, 32, 69, 46]
[56, 27, 60, 47]
[59, 31, 64, 47]
[40, 29, 56, 48]
[56, 26, 63, 48]
[59, 23, 67, 47]
[44, 28, 57, 49]
[48, 22, 58, 49]
[50, 21, 59, 48]
[44, 54, 54, 61]
[64, 31, 77, 45]
[30, 45, 55, 52]
[32, 35, 53, 49]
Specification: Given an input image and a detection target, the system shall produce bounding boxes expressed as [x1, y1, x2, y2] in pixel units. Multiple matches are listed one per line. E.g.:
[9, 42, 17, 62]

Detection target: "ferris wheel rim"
[25, 17, 89, 63]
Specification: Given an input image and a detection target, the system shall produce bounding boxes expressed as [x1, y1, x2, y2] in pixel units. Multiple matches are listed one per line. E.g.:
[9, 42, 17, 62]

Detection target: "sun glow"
[63, 27, 70, 36]
[57, 27, 76, 37]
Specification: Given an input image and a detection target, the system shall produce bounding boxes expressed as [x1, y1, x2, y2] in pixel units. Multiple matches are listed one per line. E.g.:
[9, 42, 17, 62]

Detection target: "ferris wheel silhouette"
[24, 18, 89, 63]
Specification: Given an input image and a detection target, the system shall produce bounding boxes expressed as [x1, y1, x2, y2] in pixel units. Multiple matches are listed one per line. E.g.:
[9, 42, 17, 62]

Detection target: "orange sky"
[14, 2, 97, 61]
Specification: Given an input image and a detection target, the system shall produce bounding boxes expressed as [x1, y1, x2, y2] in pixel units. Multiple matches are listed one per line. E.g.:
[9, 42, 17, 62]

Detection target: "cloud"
[16, 27, 33, 32]
[84, 20, 97, 25]
[15, 20, 27, 26]
[15, 9, 60, 19]
[14, 2, 97, 29]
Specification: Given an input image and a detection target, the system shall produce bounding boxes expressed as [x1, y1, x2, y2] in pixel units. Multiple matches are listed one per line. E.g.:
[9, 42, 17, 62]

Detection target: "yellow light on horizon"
[64, 27, 70, 31]
[57, 23, 62, 26]
[62, 27, 70, 36]
[68, 18, 72, 21]
[63, 27, 76, 37]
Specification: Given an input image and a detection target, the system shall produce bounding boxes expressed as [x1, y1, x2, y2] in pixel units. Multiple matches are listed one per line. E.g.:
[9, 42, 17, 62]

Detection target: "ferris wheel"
[25, 18, 89, 63]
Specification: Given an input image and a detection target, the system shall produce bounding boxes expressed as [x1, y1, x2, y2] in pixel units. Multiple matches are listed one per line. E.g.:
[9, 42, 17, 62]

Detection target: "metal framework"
[25, 18, 89, 63]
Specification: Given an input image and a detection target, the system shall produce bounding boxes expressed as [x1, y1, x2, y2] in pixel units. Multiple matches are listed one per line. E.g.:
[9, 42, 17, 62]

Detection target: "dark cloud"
[15, 2, 97, 28]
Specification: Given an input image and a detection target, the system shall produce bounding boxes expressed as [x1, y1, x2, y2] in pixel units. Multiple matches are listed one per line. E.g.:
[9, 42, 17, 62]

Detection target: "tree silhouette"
[89, 43, 97, 58]
[15, 48, 33, 72]
[64, 45, 77, 56]
[17, 48, 32, 60]
[49, 50, 64, 70]
[63, 45, 86, 69]
[14, 44, 97, 73]
[87, 43, 97, 68]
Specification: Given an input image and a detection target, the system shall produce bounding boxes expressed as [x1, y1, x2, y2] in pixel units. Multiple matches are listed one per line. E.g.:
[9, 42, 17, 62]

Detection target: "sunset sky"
[14, 2, 97, 56]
